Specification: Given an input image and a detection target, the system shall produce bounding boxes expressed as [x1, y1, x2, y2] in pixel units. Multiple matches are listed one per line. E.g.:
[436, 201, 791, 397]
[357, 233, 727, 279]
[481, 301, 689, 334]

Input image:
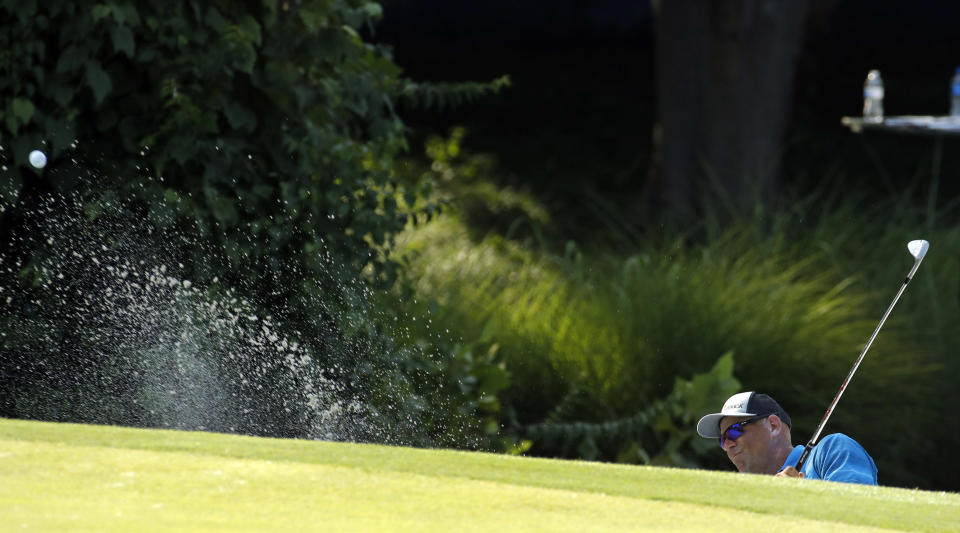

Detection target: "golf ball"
[29, 150, 47, 169]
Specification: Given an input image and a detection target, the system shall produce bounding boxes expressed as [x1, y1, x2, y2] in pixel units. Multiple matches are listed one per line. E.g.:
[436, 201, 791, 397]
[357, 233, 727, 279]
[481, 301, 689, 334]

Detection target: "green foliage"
[0, 0, 506, 448]
[399, 76, 511, 112]
[407, 127, 551, 242]
[439, 330, 512, 442]
[0, 0, 421, 282]
[386, 136, 960, 490]
[0, 0, 407, 434]
[525, 352, 740, 466]
[395, 195, 943, 486]
[372, 260, 522, 451]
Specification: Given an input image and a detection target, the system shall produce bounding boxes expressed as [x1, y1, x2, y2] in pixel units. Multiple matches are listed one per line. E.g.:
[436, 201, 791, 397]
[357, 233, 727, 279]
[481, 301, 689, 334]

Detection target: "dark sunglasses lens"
[719, 425, 744, 448]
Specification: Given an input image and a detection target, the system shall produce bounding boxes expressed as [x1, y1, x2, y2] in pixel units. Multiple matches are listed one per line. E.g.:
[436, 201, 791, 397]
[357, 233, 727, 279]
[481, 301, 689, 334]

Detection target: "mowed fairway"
[0, 419, 957, 532]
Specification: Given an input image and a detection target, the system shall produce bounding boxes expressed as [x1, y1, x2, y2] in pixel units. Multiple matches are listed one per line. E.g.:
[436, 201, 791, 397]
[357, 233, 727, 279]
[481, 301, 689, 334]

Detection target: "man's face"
[719, 415, 772, 474]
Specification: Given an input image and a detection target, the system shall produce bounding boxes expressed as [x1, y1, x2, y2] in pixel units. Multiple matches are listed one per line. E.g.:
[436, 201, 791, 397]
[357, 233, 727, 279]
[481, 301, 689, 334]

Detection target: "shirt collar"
[780, 445, 805, 472]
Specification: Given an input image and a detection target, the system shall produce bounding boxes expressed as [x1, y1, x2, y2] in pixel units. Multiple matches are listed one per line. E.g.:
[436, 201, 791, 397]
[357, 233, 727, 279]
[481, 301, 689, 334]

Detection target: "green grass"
[1, 418, 958, 532]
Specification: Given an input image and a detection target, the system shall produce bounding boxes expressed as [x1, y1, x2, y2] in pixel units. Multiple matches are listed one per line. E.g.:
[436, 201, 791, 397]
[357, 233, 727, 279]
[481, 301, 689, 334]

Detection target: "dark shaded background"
[375, 0, 960, 235]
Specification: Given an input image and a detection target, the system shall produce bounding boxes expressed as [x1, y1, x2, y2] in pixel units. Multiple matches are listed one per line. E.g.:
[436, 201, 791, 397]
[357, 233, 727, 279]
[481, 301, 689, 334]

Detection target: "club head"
[908, 239, 929, 261]
[906, 240, 929, 280]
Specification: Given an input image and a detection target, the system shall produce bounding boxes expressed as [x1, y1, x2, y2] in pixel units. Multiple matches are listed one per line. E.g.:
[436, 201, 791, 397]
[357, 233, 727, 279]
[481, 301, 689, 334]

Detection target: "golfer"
[697, 392, 878, 485]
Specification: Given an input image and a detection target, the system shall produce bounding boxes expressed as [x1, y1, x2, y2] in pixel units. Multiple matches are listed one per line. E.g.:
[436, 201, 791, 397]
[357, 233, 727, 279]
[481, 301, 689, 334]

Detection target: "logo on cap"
[721, 392, 754, 412]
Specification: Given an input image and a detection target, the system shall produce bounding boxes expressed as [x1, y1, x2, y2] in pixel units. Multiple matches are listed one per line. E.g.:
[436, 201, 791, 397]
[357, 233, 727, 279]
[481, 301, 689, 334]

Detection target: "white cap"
[696, 392, 791, 438]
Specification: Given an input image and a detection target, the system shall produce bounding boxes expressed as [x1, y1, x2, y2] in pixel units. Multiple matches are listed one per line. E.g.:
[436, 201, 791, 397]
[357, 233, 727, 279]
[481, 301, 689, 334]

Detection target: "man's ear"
[767, 414, 783, 434]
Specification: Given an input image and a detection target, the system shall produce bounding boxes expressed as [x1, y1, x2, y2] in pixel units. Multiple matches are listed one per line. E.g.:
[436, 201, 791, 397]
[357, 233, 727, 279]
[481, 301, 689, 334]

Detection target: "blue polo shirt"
[780, 433, 878, 485]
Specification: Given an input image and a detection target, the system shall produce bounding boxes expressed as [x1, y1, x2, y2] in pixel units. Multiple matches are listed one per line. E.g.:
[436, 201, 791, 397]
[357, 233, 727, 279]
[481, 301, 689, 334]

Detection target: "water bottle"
[863, 70, 884, 122]
[950, 67, 960, 118]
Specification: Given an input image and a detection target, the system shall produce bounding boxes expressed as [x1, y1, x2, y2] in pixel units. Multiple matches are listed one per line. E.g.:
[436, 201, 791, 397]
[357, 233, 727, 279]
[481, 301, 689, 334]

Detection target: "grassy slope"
[0, 419, 956, 532]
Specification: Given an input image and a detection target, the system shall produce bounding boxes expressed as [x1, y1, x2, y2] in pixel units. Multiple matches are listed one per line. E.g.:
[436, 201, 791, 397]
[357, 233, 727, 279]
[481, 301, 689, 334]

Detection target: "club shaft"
[794, 272, 915, 472]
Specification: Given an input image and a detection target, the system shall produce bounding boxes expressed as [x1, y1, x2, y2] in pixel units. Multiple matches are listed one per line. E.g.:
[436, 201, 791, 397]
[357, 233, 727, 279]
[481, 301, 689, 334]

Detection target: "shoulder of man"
[815, 433, 870, 458]
[811, 433, 878, 485]
[818, 433, 861, 448]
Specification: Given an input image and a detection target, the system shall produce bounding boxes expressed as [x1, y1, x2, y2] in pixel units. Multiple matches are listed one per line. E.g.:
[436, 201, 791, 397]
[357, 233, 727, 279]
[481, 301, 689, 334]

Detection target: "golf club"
[793, 239, 929, 473]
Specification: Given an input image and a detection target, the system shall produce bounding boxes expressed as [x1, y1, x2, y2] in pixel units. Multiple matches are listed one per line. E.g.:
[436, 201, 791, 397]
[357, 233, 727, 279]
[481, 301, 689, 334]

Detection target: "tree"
[647, 0, 810, 222]
[0, 0, 504, 445]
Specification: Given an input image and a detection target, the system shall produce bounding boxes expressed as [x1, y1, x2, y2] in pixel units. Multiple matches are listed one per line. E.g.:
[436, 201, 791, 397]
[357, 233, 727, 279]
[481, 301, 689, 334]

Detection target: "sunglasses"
[719, 415, 769, 448]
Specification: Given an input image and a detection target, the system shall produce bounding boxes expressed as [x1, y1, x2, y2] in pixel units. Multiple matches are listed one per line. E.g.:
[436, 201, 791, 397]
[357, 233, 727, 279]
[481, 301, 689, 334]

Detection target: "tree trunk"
[648, 0, 810, 222]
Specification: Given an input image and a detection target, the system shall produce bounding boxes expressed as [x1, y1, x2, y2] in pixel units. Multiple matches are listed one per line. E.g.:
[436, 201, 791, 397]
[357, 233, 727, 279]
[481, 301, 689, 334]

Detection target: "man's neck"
[769, 442, 795, 474]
